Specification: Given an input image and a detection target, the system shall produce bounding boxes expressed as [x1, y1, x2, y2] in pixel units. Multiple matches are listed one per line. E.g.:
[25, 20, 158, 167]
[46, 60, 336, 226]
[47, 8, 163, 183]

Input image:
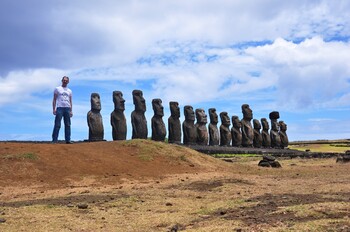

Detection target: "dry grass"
[0, 141, 349, 231]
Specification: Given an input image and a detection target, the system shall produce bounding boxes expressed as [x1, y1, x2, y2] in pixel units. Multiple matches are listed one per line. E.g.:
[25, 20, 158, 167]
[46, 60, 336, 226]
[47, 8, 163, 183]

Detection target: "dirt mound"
[0, 139, 226, 188]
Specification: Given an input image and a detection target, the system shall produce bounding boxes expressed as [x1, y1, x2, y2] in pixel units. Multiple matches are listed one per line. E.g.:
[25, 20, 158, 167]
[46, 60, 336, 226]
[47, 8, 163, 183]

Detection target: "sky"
[0, 0, 350, 142]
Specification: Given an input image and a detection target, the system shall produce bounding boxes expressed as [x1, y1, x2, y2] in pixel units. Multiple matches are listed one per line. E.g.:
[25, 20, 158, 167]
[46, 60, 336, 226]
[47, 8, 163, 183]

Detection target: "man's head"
[113, 91, 125, 111]
[61, 76, 69, 87]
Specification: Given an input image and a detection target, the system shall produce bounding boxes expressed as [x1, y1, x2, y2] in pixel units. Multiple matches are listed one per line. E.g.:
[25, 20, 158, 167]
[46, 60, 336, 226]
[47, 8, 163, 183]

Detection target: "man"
[52, 76, 73, 144]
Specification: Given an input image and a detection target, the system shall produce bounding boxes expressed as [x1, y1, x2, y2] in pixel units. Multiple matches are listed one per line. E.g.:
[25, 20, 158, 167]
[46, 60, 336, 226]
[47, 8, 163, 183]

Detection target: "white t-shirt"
[54, 86, 72, 108]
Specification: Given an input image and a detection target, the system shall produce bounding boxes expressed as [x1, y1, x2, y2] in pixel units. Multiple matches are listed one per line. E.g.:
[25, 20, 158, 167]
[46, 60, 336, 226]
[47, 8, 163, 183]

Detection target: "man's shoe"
[66, 141, 74, 144]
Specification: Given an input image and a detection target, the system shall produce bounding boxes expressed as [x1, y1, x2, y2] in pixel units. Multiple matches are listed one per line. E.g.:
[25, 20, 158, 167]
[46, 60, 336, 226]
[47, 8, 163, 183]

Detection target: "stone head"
[132, 90, 146, 112]
[195, 108, 207, 124]
[91, 93, 101, 111]
[220, 112, 231, 127]
[261, 118, 269, 130]
[184, 105, 195, 122]
[113, 91, 125, 111]
[169, 101, 180, 118]
[152, 98, 164, 117]
[208, 108, 218, 124]
[242, 104, 253, 120]
[253, 119, 261, 130]
[279, 121, 287, 132]
[232, 115, 241, 129]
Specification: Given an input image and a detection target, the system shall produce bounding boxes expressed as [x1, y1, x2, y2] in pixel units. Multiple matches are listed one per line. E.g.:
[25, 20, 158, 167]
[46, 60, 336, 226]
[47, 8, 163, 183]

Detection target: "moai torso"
[111, 91, 127, 140]
[231, 116, 242, 147]
[87, 93, 104, 141]
[279, 121, 289, 148]
[195, 108, 208, 145]
[253, 119, 262, 148]
[241, 104, 254, 147]
[131, 90, 148, 139]
[220, 112, 231, 146]
[168, 102, 181, 144]
[261, 118, 271, 148]
[269, 111, 281, 148]
[151, 99, 166, 141]
[182, 105, 197, 145]
[208, 108, 219, 146]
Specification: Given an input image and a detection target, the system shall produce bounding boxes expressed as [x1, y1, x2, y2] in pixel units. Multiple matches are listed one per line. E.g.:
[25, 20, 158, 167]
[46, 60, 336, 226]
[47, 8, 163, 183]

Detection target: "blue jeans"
[52, 107, 71, 142]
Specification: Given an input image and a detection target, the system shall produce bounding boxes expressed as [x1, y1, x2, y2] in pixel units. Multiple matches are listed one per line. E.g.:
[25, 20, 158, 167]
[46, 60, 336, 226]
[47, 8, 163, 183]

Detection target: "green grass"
[2, 153, 38, 160]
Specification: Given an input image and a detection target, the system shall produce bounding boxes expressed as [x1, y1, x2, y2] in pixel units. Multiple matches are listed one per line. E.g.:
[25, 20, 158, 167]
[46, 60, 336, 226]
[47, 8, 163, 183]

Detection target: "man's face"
[91, 93, 101, 111]
[62, 77, 69, 87]
[113, 92, 125, 111]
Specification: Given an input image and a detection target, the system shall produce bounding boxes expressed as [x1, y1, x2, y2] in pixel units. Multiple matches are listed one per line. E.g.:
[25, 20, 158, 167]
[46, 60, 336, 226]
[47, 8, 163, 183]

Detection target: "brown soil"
[0, 140, 349, 231]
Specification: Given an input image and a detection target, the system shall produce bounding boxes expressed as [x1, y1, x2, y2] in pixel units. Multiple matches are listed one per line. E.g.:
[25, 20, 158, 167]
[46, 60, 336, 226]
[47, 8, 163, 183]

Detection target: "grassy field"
[0, 140, 349, 231]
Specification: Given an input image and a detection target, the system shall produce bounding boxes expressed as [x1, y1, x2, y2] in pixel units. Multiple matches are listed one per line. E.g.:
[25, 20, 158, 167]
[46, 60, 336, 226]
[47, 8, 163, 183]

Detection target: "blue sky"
[1, 0, 350, 142]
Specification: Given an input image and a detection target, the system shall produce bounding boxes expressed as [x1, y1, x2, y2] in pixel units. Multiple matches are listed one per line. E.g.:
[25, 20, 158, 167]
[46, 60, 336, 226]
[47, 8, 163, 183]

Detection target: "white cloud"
[0, 69, 66, 105]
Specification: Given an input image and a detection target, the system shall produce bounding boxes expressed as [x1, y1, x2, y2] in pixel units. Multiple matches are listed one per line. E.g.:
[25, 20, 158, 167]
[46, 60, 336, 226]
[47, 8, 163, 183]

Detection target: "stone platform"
[185, 145, 343, 158]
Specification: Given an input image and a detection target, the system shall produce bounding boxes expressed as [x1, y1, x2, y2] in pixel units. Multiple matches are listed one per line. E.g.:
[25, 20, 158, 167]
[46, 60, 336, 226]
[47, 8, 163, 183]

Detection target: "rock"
[77, 203, 88, 209]
[0, 218, 6, 223]
[336, 155, 350, 163]
[258, 160, 271, 167]
[263, 155, 275, 161]
[270, 160, 282, 168]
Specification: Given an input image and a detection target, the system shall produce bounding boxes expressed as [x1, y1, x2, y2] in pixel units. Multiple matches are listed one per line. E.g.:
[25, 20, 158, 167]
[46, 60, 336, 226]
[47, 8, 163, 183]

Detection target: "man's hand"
[53, 109, 56, 115]
[70, 111, 73, 117]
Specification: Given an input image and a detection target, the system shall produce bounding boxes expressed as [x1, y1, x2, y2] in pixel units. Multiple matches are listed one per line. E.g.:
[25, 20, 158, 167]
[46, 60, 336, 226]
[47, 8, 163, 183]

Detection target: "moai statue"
[168, 101, 181, 144]
[208, 108, 220, 146]
[241, 104, 254, 147]
[269, 111, 281, 148]
[182, 105, 197, 145]
[261, 118, 271, 148]
[87, 93, 104, 141]
[195, 108, 208, 145]
[279, 121, 289, 148]
[219, 112, 231, 146]
[110, 91, 127, 140]
[151, 98, 166, 141]
[131, 90, 148, 139]
[253, 119, 262, 148]
[231, 115, 242, 147]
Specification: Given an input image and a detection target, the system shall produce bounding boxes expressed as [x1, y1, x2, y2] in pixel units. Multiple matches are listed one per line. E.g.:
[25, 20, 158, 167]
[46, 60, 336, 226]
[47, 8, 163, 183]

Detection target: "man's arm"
[69, 95, 73, 117]
[52, 92, 57, 115]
